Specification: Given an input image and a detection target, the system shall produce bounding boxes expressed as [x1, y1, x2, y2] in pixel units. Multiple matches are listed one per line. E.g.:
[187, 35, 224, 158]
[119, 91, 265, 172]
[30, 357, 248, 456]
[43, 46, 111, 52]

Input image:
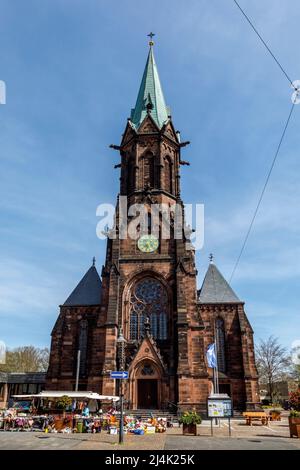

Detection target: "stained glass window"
[141, 363, 155, 376]
[129, 278, 168, 340]
[216, 317, 226, 373]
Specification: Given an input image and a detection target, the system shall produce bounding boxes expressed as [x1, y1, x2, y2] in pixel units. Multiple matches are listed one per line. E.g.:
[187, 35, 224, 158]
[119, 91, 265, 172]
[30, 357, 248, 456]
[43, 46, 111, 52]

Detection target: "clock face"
[138, 234, 159, 253]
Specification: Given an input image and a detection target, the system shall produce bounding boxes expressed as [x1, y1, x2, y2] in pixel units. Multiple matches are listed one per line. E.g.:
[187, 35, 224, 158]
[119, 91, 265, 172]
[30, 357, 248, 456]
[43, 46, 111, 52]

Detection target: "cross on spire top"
[147, 32, 155, 46]
[92, 256, 96, 266]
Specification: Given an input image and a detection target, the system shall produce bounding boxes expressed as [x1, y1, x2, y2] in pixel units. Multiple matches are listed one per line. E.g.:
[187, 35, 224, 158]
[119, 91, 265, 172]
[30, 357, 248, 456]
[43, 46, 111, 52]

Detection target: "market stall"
[0, 391, 168, 434]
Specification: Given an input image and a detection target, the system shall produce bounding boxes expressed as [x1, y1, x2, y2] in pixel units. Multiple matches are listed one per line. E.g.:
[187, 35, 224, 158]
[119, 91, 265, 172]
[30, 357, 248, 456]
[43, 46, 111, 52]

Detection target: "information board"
[207, 398, 232, 418]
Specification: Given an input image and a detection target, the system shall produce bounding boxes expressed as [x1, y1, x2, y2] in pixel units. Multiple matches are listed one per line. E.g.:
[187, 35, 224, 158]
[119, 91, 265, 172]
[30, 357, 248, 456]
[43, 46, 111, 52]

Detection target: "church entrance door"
[137, 379, 158, 408]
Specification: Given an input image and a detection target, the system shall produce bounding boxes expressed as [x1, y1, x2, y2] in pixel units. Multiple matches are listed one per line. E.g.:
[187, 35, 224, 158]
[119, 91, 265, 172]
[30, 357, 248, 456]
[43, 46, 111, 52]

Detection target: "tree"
[255, 336, 291, 404]
[291, 344, 300, 384]
[0, 346, 49, 373]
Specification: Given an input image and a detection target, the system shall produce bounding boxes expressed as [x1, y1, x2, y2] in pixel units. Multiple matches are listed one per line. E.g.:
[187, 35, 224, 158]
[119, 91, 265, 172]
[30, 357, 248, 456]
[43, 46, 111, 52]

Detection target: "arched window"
[78, 319, 88, 377]
[164, 156, 172, 193]
[143, 152, 154, 188]
[129, 278, 168, 340]
[216, 317, 226, 373]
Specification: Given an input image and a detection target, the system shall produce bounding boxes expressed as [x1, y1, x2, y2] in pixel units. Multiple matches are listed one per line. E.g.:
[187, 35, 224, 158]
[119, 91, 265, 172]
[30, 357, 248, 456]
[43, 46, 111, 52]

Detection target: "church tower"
[46, 39, 259, 412]
[95, 38, 208, 410]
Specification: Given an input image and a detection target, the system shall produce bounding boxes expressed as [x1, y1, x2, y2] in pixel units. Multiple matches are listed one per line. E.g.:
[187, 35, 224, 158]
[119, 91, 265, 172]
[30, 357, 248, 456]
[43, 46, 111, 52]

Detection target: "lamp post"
[117, 327, 126, 444]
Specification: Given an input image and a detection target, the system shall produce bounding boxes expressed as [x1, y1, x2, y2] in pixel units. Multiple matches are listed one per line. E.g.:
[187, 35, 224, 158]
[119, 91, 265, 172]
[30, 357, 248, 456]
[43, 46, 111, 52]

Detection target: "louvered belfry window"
[143, 152, 154, 188]
[164, 156, 172, 193]
[129, 278, 168, 340]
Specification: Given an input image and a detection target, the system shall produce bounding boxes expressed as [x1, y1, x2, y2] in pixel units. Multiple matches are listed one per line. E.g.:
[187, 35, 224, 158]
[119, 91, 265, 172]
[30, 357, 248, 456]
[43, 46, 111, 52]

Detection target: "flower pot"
[289, 417, 300, 438]
[182, 423, 197, 436]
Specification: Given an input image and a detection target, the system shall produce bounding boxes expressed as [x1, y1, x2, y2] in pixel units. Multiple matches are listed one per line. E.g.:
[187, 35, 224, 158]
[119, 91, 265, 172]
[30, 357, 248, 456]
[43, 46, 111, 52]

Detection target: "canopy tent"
[12, 391, 120, 402]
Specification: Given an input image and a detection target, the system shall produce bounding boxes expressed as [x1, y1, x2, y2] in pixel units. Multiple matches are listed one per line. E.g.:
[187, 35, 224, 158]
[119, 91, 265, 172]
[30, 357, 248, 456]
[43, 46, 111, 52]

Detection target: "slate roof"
[130, 45, 169, 129]
[0, 372, 46, 384]
[63, 265, 102, 307]
[198, 262, 240, 304]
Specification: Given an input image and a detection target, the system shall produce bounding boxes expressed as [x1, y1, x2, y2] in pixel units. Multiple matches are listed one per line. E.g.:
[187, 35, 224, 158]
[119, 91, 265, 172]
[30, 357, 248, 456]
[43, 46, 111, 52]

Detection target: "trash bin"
[77, 421, 83, 433]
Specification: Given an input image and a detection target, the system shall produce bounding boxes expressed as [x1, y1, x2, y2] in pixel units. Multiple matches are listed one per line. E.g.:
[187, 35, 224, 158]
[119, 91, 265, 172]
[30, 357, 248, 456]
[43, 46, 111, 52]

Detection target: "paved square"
[0, 416, 300, 450]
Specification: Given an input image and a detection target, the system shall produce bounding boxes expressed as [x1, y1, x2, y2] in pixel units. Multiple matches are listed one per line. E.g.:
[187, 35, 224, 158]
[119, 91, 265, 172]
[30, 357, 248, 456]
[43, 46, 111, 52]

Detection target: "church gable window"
[129, 278, 168, 340]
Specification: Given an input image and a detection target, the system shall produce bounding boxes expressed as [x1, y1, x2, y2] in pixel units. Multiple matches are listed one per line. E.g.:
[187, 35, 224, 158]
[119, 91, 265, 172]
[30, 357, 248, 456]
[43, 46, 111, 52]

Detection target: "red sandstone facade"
[46, 44, 259, 412]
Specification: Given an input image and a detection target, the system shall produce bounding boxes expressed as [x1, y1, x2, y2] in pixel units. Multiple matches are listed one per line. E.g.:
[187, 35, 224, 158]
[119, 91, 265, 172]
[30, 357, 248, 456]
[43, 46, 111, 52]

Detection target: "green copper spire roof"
[131, 44, 169, 129]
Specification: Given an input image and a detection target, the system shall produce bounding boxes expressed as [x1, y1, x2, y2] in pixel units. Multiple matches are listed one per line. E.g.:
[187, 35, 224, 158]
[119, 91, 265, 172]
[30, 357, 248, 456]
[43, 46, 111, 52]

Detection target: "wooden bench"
[243, 411, 269, 426]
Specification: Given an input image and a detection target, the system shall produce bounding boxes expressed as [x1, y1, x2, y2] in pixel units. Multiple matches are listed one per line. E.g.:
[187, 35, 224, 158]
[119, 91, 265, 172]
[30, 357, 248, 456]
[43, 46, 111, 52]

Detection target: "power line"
[228, 101, 296, 286]
[233, 0, 295, 88]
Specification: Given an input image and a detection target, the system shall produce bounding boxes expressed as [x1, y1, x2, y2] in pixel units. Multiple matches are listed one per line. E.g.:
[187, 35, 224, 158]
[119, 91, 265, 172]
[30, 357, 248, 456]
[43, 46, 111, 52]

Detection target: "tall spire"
[130, 36, 169, 130]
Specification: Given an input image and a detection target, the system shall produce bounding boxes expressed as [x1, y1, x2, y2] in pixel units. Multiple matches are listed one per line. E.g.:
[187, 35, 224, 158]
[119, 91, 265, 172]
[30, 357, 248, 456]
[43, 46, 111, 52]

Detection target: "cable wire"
[233, 0, 295, 88]
[228, 101, 295, 287]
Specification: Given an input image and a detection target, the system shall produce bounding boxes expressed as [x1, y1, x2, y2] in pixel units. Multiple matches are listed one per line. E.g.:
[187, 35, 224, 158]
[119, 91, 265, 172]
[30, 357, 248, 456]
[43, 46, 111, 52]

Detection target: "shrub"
[179, 410, 202, 425]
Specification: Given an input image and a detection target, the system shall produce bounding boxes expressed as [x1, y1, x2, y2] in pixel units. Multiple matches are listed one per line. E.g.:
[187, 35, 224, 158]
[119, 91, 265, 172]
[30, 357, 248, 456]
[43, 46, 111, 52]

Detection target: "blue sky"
[0, 0, 299, 350]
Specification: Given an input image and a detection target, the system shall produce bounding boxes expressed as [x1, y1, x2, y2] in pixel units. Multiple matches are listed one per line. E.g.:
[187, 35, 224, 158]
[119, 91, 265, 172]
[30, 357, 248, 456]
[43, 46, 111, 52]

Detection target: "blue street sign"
[110, 371, 129, 379]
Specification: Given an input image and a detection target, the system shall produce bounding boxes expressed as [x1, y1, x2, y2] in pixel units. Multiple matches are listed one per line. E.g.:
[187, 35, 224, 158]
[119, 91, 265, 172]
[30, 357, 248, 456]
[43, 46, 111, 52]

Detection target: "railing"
[162, 401, 178, 414]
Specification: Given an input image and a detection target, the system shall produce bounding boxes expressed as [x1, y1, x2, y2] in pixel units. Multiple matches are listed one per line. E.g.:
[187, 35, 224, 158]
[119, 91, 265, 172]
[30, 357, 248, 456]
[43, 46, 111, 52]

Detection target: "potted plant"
[179, 410, 202, 436]
[289, 411, 300, 438]
[288, 388, 300, 438]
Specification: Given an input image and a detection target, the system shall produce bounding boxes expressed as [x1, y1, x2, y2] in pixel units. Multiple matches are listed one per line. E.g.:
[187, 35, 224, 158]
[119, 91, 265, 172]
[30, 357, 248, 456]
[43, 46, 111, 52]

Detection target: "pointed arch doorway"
[131, 359, 162, 409]
[138, 378, 158, 409]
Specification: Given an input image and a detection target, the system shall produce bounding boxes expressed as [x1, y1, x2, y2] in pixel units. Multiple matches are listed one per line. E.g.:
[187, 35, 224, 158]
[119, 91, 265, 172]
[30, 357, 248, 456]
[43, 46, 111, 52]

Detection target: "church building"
[46, 40, 259, 412]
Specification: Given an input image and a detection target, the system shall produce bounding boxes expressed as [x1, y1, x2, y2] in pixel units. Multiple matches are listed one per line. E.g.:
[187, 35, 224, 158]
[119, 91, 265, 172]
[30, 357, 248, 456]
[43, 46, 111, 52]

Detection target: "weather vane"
[147, 32, 155, 46]
[209, 253, 214, 263]
[92, 256, 96, 266]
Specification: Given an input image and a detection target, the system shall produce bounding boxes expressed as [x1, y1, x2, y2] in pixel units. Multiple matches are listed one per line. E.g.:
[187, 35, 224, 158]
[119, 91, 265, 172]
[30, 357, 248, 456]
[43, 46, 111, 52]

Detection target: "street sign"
[110, 371, 129, 379]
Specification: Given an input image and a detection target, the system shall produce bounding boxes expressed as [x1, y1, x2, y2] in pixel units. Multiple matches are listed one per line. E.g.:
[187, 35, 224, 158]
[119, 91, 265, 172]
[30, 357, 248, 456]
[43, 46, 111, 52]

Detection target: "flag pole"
[214, 319, 219, 394]
[214, 319, 220, 426]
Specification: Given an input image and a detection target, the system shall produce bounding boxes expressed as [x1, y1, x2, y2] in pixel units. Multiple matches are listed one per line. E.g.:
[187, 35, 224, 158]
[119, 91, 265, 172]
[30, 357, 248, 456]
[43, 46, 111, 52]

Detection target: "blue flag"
[206, 343, 217, 368]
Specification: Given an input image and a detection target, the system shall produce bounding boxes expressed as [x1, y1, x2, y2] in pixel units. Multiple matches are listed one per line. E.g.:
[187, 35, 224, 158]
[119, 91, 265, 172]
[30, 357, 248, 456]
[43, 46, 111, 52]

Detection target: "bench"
[243, 411, 269, 426]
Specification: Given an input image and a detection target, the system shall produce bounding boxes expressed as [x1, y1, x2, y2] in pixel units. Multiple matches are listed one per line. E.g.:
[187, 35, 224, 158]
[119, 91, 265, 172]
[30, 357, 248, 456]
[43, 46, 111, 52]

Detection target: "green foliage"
[289, 410, 300, 418]
[56, 395, 72, 410]
[179, 410, 202, 425]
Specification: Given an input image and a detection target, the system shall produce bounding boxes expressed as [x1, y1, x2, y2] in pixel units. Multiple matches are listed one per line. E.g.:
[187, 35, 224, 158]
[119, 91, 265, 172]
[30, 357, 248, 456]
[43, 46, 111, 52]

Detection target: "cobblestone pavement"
[0, 417, 300, 450]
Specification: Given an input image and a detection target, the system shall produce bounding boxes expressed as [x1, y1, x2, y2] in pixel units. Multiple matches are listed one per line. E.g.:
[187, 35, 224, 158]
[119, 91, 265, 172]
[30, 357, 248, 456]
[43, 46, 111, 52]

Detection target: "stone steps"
[123, 409, 179, 421]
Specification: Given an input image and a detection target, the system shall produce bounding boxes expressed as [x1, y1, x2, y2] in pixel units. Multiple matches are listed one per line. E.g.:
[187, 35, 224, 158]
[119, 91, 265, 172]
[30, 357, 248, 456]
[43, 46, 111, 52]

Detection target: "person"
[82, 404, 90, 417]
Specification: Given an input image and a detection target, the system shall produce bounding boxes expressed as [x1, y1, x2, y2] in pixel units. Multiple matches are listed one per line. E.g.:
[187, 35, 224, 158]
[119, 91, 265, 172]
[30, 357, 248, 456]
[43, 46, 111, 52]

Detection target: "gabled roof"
[128, 334, 167, 374]
[198, 262, 240, 304]
[63, 265, 102, 307]
[130, 45, 169, 130]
